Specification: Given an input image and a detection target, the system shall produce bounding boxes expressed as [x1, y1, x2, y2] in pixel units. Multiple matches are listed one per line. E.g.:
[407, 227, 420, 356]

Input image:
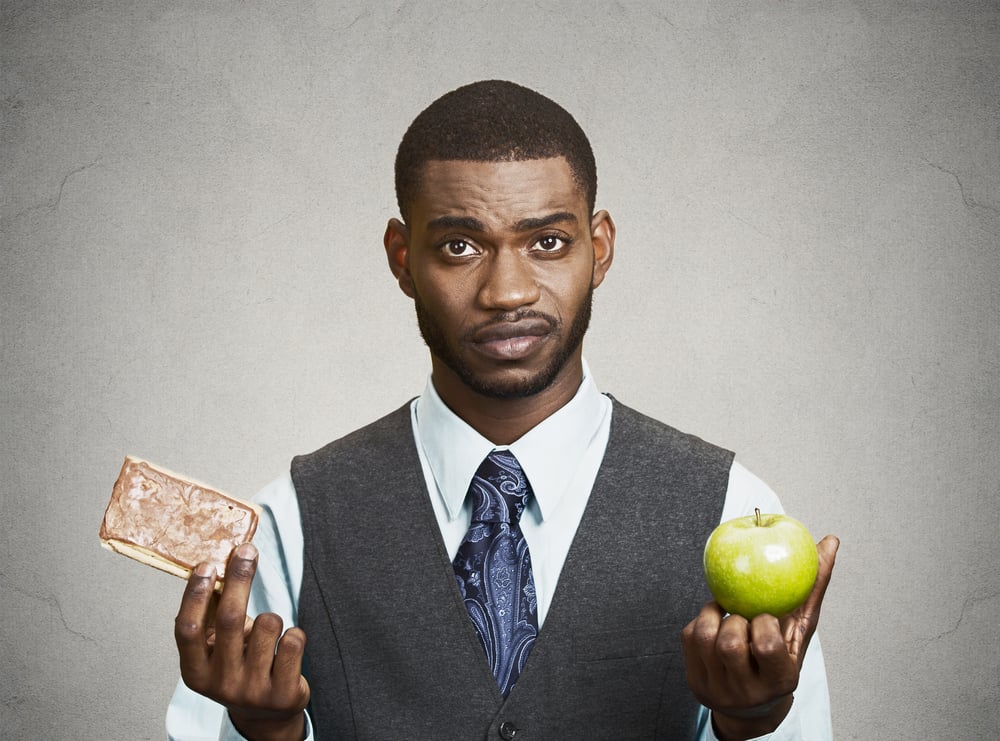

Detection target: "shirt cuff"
[219, 710, 314, 741]
[705, 699, 802, 741]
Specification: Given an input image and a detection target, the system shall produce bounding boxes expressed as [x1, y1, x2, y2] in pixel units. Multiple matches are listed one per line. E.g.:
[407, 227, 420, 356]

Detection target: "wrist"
[229, 710, 306, 741]
[711, 694, 793, 741]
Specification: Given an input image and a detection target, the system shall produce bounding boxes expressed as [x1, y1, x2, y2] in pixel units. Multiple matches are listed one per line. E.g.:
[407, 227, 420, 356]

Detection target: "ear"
[384, 218, 415, 298]
[589, 210, 615, 289]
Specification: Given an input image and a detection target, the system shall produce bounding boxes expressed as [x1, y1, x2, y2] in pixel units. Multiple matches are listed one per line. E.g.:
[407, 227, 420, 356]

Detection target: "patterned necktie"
[452, 450, 539, 697]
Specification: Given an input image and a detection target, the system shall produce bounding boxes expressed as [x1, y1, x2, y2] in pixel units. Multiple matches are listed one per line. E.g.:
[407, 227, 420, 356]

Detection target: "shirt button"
[498, 720, 520, 739]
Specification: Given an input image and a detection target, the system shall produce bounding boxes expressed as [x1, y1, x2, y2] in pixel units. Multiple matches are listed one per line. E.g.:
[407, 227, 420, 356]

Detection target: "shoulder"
[293, 400, 416, 471]
[289, 401, 425, 512]
[605, 397, 785, 517]
[606, 395, 735, 464]
[720, 460, 784, 520]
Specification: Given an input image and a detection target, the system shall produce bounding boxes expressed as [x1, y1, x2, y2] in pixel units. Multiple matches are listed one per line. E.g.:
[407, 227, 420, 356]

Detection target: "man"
[167, 80, 838, 741]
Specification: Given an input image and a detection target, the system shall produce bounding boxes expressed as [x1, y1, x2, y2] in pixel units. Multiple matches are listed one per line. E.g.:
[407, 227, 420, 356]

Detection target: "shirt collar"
[414, 360, 609, 523]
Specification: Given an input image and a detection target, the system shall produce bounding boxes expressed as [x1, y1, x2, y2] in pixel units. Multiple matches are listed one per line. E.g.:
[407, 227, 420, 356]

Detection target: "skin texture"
[174, 156, 839, 741]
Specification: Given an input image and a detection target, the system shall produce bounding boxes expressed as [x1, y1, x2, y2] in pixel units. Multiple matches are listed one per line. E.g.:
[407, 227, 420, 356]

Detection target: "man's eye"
[534, 235, 567, 252]
[444, 239, 477, 257]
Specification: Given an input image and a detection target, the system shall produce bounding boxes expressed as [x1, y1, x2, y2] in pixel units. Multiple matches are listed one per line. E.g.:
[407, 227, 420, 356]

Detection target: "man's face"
[386, 157, 613, 401]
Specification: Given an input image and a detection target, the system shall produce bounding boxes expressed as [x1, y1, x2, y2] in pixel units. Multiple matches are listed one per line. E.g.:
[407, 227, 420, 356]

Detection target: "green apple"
[703, 509, 819, 619]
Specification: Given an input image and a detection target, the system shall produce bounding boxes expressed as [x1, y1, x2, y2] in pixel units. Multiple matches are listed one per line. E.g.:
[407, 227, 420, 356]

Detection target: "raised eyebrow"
[514, 212, 578, 231]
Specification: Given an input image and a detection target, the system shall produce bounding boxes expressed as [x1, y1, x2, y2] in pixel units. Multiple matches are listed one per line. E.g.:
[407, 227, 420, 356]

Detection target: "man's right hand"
[174, 543, 310, 741]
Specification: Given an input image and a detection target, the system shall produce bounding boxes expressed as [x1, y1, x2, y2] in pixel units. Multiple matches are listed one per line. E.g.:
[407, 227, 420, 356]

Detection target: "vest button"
[498, 721, 520, 739]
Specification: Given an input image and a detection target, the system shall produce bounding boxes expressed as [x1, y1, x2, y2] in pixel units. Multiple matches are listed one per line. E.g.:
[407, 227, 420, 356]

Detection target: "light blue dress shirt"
[166, 366, 832, 740]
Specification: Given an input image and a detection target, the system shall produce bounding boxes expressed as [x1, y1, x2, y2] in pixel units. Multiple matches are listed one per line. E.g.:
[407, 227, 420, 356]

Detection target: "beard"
[413, 287, 593, 400]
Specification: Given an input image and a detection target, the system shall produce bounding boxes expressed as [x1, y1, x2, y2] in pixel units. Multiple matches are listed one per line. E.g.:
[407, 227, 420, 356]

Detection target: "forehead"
[410, 157, 587, 227]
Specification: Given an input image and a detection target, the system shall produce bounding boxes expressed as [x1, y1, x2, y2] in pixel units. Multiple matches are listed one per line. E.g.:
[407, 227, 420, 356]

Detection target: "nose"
[477, 249, 541, 311]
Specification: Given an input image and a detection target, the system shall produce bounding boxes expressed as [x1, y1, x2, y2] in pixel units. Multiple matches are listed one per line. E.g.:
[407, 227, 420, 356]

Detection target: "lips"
[469, 317, 555, 360]
[472, 318, 552, 343]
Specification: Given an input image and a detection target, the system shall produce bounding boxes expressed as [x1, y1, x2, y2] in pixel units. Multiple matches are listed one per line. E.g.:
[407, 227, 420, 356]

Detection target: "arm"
[682, 535, 839, 741]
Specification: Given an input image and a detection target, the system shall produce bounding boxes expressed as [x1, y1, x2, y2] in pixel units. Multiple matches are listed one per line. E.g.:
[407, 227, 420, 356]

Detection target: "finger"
[244, 612, 284, 682]
[715, 612, 752, 679]
[809, 535, 840, 611]
[681, 601, 724, 697]
[784, 534, 839, 658]
[175, 562, 218, 685]
[682, 602, 725, 665]
[272, 627, 310, 711]
[207, 614, 254, 648]
[801, 535, 839, 621]
[749, 614, 796, 695]
[214, 543, 258, 673]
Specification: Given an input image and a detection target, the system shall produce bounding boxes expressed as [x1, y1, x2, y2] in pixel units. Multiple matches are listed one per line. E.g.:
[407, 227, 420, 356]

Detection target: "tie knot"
[468, 450, 532, 524]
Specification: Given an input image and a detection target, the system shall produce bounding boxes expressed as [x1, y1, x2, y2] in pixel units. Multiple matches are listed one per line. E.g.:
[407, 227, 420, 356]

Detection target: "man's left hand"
[681, 534, 840, 741]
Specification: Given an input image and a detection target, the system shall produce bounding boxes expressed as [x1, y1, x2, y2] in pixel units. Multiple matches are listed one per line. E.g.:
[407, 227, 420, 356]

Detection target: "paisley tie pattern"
[452, 450, 538, 697]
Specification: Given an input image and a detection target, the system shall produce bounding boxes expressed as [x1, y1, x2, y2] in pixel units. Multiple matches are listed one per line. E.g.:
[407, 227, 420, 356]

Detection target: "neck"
[431, 357, 584, 445]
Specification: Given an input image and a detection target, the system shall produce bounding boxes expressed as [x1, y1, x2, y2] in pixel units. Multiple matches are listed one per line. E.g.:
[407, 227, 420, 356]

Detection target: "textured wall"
[2, 1, 998, 739]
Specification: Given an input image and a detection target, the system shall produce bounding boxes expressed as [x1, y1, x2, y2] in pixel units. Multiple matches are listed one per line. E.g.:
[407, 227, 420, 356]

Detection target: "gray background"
[3, 1, 998, 739]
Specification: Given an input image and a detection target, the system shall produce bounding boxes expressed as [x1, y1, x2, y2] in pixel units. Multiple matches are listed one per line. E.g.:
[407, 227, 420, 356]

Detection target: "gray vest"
[292, 398, 732, 740]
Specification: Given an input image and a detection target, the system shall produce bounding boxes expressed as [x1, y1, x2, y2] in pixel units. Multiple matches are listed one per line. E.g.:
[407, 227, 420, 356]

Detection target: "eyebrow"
[514, 212, 578, 231]
[426, 211, 578, 233]
[427, 215, 485, 232]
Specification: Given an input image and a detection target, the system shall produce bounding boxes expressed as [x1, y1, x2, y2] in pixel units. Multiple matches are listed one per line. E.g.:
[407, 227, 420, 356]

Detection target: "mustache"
[466, 310, 559, 343]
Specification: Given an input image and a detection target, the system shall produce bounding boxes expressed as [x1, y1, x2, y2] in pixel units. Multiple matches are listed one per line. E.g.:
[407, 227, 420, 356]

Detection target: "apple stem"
[755, 507, 762, 527]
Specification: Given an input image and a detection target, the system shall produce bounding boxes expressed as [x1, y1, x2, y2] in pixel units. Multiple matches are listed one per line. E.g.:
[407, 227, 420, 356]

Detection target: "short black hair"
[394, 80, 597, 222]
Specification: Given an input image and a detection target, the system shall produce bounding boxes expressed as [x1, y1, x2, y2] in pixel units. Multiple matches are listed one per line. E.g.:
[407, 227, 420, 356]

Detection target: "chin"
[468, 376, 550, 400]
[457, 357, 572, 400]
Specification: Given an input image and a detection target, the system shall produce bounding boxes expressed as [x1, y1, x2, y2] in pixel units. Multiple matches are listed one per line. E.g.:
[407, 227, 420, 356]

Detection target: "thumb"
[784, 534, 839, 661]
[812, 534, 840, 608]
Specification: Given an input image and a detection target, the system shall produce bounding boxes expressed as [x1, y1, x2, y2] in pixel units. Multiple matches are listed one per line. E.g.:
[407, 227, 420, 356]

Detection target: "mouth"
[469, 317, 555, 361]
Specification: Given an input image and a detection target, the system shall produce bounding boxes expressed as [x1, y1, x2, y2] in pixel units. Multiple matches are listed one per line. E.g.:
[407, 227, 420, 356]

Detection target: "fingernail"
[195, 562, 216, 578]
[235, 542, 257, 560]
